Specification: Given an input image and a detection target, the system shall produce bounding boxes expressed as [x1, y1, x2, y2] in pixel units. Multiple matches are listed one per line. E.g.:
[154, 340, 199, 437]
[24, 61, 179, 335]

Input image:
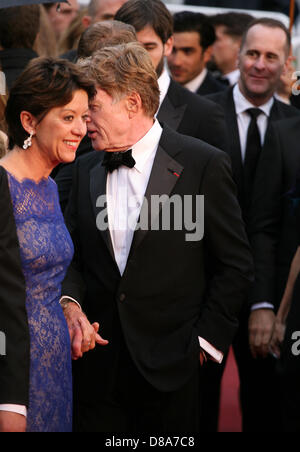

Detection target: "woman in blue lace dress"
[0, 58, 95, 432]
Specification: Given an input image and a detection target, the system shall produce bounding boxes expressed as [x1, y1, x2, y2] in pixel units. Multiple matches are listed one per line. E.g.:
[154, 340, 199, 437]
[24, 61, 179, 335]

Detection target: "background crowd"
[1, 0, 300, 433]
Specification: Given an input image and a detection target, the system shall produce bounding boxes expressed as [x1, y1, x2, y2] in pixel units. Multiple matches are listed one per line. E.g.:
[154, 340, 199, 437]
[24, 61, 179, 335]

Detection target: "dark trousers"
[200, 308, 283, 432]
[73, 322, 200, 433]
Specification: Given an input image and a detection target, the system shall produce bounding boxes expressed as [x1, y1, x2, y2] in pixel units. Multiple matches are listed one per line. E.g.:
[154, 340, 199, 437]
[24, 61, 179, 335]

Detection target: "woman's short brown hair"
[81, 42, 160, 118]
[5, 57, 96, 150]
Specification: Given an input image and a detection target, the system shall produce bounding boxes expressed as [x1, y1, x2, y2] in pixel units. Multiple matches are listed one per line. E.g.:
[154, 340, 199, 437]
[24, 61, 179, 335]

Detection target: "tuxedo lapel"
[158, 84, 187, 132]
[129, 141, 184, 259]
[89, 160, 116, 264]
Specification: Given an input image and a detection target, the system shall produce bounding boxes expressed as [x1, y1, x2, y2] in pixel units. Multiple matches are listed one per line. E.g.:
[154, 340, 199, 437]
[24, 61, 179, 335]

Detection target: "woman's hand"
[269, 318, 286, 359]
[62, 302, 109, 360]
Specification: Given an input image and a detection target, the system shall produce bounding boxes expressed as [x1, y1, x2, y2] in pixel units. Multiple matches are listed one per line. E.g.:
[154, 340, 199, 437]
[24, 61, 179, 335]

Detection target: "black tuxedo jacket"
[196, 71, 227, 97]
[207, 88, 300, 308]
[158, 79, 229, 153]
[61, 125, 253, 399]
[0, 167, 30, 406]
[208, 88, 300, 210]
[252, 117, 300, 309]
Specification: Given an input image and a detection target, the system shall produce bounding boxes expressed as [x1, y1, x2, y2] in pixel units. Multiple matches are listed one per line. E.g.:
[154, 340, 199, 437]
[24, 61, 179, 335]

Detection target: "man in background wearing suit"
[209, 12, 254, 87]
[115, 0, 229, 152]
[254, 116, 300, 432]
[206, 18, 300, 432]
[167, 11, 226, 96]
[59, 42, 253, 432]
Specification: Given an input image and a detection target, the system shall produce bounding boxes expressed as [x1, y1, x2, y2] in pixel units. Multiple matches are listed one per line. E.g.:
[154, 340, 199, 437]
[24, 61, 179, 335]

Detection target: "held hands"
[269, 318, 286, 360]
[0, 412, 26, 433]
[62, 302, 109, 360]
[248, 309, 276, 359]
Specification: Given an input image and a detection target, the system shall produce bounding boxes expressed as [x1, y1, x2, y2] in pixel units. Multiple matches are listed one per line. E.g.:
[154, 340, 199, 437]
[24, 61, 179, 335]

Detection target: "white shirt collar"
[224, 69, 240, 86]
[131, 119, 163, 174]
[158, 67, 171, 109]
[233, 83, 274, 117]
[184, 68, 208, 93]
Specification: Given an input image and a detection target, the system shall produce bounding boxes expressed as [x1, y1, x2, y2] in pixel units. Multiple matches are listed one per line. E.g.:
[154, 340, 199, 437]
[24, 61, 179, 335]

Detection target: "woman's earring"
[23, 131, 33, 150]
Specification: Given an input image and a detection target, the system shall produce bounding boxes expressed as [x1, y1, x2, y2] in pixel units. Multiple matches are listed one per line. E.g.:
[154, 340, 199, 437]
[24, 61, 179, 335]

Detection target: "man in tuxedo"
[205, 18, 300, 432]
[167, 11, 226, 96]
[58, 42, 253, 432]
[115, 0, 229, 151]
[254, 117, 300, 431]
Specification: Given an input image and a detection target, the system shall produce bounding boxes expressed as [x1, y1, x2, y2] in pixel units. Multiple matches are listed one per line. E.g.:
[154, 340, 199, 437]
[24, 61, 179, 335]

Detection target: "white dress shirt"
[224, 69, 240, 86]
[233, 83, 275, 312]
[233, 83, 274, 163]
[106, 119, 223, 363]
[157, 67, 171, 111]
[107, 120, 162, 276]
[184, 68, 208, 93]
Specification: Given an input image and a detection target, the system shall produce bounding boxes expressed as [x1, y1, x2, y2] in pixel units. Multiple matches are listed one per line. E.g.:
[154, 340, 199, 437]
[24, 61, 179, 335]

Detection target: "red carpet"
[218, 347, 242, 432]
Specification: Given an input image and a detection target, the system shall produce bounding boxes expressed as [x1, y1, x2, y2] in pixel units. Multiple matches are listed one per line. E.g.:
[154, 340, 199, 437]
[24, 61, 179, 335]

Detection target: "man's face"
[136, 26, 173, 77]
[47, 0, 79, 38]
[93, 0, 128, 23]
[238, 24, 288, 102]
[87, 88, 132, 152]
[167, 31, 208, 85]
[211, 25, 241, 75]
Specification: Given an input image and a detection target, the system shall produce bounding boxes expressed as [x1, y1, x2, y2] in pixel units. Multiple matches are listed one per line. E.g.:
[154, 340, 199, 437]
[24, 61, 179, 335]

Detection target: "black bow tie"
[102, 149, 136, 173]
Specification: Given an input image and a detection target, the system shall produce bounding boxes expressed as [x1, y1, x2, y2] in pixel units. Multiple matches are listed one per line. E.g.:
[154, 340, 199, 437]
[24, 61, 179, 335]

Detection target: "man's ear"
[126, 92, 142, 118]
[82, 15, 92, 29]
[20, 111, 37, 136]
[163, 36, 174, 58]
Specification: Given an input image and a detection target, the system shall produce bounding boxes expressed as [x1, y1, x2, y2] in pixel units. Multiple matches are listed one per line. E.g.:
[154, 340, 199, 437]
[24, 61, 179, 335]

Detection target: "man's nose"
[254, 55, 267, 70]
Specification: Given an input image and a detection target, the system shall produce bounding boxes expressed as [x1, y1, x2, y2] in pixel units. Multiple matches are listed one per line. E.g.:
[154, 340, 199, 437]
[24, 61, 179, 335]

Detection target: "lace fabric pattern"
[7, 172, 74, 433]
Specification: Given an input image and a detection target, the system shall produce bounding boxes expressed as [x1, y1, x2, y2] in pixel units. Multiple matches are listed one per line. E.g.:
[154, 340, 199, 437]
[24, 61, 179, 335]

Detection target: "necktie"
[243, 108, 263, 205]
[102, 149, 136, 173]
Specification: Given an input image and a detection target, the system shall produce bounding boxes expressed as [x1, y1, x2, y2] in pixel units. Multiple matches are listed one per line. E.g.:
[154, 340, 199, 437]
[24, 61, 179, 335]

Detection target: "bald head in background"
[82, 0, 129, 28]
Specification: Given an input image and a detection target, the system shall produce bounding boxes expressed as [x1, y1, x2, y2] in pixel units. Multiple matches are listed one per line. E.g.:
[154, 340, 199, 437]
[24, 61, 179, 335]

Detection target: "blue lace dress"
[6, 171, 74, 433]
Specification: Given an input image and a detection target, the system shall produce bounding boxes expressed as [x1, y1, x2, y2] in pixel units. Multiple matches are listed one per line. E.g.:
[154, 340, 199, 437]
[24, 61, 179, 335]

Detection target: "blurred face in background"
[83, 0, 129, 27]
[168, 31, 212, 85]
[238, 24, 289, 105]
[46, 0, 80, 38]
[211, 25, 241, 75]
[136, 26, 173, 78]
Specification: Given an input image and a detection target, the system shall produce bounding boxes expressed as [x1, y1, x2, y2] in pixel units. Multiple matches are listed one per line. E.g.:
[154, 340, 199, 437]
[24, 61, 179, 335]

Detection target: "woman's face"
[32, 89, 89, 167]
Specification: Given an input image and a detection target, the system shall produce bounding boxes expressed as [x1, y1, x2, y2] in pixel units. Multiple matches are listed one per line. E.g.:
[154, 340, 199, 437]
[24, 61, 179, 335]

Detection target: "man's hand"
[0, 411, 26, 432]
[62, 302, 109, 360]
[249, 309, 276, 359]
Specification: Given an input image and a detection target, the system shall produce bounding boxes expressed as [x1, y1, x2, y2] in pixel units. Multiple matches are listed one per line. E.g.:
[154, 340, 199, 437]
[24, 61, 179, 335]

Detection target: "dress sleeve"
[0, 168, 30, 406]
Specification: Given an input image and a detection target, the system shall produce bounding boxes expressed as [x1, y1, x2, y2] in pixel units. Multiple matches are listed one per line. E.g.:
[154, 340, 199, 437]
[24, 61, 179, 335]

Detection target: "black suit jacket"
[252, 118, 300, 309]
[158, 79, 229, 153]
[0, 167, 30, 406]
[207, 88, 300, 308]
[61, 125, 253, 400]
[196, 71, 227, 96]
[0, 48, 38, 92]
[208, 87, 300, 210]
